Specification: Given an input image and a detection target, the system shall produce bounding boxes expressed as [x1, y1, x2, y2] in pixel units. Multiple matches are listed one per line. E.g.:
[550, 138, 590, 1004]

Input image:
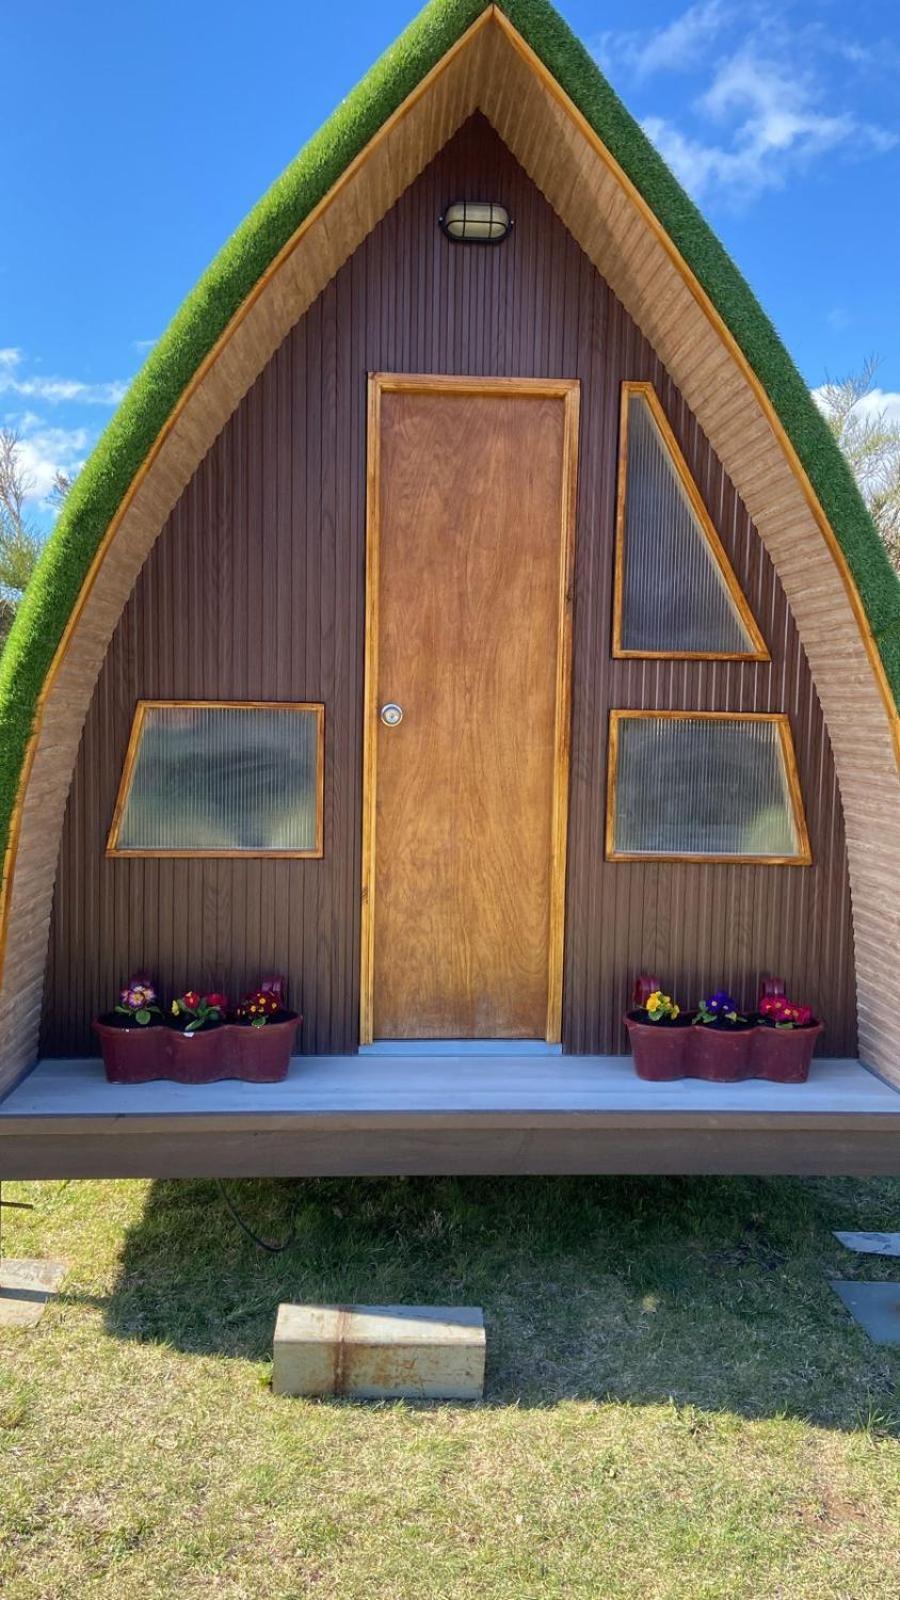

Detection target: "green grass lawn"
[2, 1173, 899, 1598]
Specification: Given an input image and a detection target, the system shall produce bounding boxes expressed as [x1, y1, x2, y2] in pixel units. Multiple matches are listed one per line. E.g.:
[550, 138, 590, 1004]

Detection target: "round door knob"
[380, 702, 404, 727]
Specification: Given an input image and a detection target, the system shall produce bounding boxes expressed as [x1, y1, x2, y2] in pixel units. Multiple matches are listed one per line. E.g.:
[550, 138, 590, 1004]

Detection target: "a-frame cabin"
[1, 0, 898, 1178]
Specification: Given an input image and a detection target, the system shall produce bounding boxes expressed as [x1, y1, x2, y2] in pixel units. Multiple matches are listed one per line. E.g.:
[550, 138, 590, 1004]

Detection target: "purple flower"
[120, 979, 157, 1010]
[705, 990, 735, 1015]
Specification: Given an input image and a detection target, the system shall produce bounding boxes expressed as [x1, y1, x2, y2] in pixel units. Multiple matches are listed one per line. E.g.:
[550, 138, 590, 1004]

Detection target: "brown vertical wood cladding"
[42, 116, 856, 1056]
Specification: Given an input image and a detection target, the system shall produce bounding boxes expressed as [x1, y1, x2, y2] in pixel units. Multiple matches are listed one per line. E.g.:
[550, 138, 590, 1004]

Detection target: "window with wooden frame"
[605, 711, 811, 865]
[106, 701, 325, 858]
[613, 382, 769, 660]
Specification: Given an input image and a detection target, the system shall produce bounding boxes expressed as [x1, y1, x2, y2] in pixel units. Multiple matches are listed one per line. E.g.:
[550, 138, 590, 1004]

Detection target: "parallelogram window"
[606, 711, 811, 864]
[107, 701, 324, 858]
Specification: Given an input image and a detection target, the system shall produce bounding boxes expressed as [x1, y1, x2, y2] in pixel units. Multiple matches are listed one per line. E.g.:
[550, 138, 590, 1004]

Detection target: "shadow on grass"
[103, 1173, 900, 1429]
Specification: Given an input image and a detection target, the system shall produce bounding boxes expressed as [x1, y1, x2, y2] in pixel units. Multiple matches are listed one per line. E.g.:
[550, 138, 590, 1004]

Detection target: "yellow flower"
[671, 1003, 680, 1019]
[170, 1000, 178, 1015]
[646, 990, 678, 1020]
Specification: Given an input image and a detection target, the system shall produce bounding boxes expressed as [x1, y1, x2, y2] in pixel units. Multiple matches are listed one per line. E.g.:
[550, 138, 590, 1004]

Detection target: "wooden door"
[361, 375, 579, 1042]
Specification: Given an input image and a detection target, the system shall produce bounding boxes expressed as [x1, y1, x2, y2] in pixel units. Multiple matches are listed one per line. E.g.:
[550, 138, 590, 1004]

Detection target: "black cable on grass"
[215, 1178, 299, 1253]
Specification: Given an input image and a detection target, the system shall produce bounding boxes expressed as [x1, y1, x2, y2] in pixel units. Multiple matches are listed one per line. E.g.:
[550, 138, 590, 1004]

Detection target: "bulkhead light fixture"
[439, 201, 512, 243]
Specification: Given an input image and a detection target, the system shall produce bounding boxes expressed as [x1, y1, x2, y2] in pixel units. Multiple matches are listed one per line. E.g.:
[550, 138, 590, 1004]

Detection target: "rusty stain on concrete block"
[272, 1304, 485, 1400]
[0, 1259, 67, 1329]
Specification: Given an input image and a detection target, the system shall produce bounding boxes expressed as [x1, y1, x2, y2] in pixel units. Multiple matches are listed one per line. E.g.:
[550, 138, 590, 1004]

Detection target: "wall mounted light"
[439, 201, 512, 243]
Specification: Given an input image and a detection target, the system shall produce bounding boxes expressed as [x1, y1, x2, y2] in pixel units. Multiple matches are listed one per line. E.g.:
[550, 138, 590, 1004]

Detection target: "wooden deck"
[1, 1054, 898, 1179]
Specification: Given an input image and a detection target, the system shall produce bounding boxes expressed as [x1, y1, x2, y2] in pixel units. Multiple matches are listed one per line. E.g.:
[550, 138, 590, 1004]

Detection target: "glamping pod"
[1, 0, 898, 1178]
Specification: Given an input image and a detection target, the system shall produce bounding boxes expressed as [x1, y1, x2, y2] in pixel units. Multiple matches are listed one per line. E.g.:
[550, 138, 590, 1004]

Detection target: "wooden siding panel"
[42, 117, 856, 1057]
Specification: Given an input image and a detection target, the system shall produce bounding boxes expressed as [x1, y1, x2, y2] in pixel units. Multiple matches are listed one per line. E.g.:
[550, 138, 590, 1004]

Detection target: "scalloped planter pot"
[625, 1015, 823, 1082]
[93, 1018, 168, 1083]
[750, 1021, 823, 1083]
[95, 1014, 301, 1084]
[623, 1013, 694, 1080]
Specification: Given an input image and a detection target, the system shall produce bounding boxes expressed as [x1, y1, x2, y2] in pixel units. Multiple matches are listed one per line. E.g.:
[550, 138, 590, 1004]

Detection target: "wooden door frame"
[360, 372, 580, 1046]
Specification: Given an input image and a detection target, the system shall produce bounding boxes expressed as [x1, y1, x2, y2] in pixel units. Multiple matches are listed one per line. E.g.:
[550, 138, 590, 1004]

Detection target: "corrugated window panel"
[117, 705, 321, 853]
[621, 395, 757, 654]
[613, 716, 802, 858]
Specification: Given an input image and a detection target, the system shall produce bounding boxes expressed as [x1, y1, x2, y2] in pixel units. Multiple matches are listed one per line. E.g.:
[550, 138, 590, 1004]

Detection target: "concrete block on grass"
[273, 1304, 485, 1399]
[0, 1259, 67, 1328]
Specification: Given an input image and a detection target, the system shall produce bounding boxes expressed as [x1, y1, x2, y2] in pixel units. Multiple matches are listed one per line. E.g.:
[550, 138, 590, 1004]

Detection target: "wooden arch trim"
[612, 381, 770, 662]
[0, 7, 897, 1094]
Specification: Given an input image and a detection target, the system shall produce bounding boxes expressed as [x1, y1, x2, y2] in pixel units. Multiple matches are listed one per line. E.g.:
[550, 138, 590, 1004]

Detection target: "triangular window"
[613, 383, 768, 659]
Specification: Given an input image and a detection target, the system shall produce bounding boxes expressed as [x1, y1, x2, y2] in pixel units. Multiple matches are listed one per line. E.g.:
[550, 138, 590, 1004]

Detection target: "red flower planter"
[93, 1017, 167, 1083]
[624, 973, 823, 1084]
[221, 1014, 300, 1082]
[750, 1021, 823, 1083]
[624, 1014, 824, 1083]
[624, 1013, 694, 1080]
[95, 1013, 302, 1084]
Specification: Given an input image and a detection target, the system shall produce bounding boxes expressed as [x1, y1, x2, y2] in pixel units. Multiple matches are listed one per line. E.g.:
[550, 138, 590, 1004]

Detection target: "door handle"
[380, 703, 404, 726]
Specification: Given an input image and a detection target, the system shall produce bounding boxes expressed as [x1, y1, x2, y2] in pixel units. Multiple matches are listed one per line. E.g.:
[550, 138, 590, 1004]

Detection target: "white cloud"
[10, 422, 90, 506]
[596, 0, 730, 79]
[1, 350, 133, 523]
[812, 384, 900, 426]
[596, 4, 897, 207]
[851, 387, 900, 426]
[645, 46, 896, 202]
[132, 338, 157, 354]
[643, 48, 867, 202]
[0, 370, 129, 406]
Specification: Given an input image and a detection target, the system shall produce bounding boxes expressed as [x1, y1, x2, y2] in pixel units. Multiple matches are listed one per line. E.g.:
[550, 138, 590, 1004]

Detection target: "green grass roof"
[1, 0, 897, 881]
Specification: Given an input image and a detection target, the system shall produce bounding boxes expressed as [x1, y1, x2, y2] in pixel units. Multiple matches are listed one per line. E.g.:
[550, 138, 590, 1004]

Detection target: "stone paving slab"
[830, 1280, 900, 1345]
[833, 1231, 900, 1257]
[0, 1259, 68, 1329]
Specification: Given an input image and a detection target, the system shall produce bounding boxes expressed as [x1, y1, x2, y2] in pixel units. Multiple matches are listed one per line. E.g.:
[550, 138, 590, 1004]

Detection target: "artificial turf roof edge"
[1, 0, 897, 880]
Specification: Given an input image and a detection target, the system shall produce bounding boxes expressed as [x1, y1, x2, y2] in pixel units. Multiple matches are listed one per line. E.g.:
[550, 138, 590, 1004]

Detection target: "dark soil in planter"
[753, 1016, 819, 1029]
[164, 1019, 226, 1034]
[96, 1012, 164, 1031]
[229, 1008, 297, 1028]
[625, 1010, 695, 1028]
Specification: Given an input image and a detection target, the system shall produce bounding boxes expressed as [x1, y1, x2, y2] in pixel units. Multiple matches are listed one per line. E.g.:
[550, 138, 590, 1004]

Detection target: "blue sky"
[4, 0, 899, 524]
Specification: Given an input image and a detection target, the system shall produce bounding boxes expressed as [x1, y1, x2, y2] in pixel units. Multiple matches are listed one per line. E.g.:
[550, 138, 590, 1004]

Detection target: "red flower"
[759, 994, 814, 1027]
[205, 992, 228, 1011]
[183, 990, 200, 1010]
